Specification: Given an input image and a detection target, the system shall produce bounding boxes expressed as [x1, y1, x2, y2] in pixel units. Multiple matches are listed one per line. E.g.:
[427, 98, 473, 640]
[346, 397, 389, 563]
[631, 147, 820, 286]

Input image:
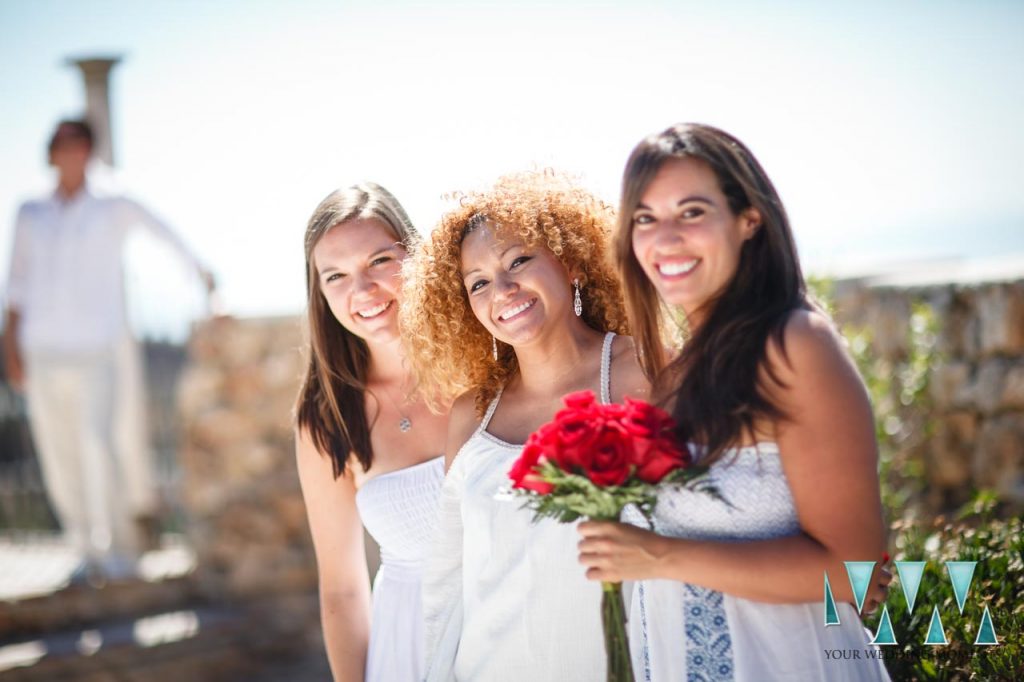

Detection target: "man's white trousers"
[25, 336, 154, 560]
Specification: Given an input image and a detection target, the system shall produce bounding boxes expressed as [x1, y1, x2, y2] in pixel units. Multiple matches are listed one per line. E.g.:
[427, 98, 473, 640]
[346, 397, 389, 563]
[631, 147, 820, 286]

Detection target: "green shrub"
[810, 278, 1024, 680]
[865, 496, 1023, 680]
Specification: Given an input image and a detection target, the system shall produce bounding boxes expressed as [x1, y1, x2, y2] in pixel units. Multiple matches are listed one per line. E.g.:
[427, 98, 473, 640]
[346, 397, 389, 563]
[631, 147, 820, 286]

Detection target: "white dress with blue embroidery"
[625, 444, 891, 682]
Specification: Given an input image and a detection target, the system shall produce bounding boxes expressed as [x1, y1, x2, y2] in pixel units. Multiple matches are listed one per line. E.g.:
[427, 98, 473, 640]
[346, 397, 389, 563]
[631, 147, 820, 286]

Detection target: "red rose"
[509, 441, 554, 494]
[548, 407, 601, 472]
[583, 421, 634, 486]
[622, 397, 675, 440]
[561, 390, 597, 410]
[509, 391, 691, 491]
[633, 439, 687, 483]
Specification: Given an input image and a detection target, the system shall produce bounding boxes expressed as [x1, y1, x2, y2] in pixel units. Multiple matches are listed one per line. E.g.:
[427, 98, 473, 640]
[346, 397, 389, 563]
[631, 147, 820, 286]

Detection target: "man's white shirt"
[6, 184, 203, 354]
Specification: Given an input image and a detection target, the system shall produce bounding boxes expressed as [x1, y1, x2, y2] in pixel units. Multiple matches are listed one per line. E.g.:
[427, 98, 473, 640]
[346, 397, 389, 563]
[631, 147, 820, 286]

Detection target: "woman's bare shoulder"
[445, 390, 481, 471]
[610, 334, 652, 402]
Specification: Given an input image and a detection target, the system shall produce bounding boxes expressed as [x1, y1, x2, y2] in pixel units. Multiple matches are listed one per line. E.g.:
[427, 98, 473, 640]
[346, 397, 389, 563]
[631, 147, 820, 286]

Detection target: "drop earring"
[573, 278, 583, 317]
[492, 335, 498, 361]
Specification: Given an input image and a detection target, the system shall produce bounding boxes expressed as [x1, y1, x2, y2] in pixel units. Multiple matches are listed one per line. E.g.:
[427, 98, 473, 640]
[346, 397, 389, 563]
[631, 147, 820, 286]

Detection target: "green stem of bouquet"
[601, 581, 635, 682]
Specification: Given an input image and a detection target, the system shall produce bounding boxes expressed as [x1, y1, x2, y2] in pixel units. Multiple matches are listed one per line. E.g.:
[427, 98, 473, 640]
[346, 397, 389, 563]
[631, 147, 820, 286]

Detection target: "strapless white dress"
[355, 455, 444, 682]
[624, 443, 891, 681]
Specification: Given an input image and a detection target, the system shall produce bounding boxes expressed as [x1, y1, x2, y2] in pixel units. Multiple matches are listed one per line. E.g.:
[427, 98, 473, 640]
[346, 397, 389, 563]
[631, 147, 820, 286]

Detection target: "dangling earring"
[573, 278, 583, 317]
[492, 335, 498, 361]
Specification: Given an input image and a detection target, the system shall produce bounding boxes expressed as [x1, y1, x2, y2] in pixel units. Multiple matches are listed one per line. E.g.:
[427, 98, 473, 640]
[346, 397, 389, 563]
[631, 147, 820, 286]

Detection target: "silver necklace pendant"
[398, 417, 412, 433]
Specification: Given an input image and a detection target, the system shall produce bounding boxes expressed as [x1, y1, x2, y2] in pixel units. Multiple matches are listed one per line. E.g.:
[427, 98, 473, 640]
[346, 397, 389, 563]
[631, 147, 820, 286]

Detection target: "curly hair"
[401, 170, 629, 416]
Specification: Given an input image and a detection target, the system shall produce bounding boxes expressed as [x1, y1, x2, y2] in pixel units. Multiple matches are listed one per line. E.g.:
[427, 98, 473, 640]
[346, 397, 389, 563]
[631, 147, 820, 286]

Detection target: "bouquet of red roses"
[507, 390, 721, 682]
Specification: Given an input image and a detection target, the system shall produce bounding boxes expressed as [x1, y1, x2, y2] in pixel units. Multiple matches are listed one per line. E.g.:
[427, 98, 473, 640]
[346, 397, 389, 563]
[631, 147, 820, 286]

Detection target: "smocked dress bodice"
[355, 455, 444, 682]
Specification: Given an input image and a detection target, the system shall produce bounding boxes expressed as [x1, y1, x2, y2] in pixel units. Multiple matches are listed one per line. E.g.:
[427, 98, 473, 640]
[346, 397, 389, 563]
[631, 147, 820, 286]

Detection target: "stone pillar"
[68, 56, 121, 167]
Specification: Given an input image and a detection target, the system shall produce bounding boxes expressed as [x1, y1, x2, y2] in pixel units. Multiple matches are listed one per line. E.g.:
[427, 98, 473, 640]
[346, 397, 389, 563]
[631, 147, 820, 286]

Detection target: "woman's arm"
[295, 427, 371, 682]
[579, 310, 889, 609]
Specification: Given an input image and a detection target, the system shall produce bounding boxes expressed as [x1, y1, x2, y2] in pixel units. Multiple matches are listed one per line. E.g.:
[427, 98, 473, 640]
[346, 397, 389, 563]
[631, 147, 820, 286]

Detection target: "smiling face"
[630, 157, 759, 320]
[313, 218, 406, 346]
[460, 222, 575, 348]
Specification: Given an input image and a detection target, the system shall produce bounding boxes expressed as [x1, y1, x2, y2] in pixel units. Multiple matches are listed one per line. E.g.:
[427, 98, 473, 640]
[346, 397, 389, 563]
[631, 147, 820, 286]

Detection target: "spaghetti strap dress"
[423, 332, 618, 681]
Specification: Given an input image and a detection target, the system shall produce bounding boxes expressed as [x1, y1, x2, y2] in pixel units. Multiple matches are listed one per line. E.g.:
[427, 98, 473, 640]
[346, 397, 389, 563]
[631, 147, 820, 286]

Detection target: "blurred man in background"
[2, 118, 215, 582]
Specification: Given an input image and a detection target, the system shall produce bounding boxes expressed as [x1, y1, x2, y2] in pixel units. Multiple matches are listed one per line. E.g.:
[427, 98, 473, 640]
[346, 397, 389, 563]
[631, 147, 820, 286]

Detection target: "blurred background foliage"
[811, 277, 1023, 681]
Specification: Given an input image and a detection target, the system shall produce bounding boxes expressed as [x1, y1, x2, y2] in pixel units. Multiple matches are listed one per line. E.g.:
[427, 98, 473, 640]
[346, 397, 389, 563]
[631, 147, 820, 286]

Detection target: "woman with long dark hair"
[294, 183, 448, 682]
[577, 124, 892, 681]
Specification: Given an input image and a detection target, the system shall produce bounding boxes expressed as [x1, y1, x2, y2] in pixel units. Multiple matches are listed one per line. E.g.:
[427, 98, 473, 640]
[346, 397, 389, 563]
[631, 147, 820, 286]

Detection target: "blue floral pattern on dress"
[638, 582, 652, 682]
[684, 584, 734, 681]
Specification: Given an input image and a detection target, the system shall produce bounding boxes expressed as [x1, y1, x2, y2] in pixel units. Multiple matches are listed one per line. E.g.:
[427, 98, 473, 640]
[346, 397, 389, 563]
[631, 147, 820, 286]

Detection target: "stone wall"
[174, 276, 1024, 610]
[833, 275, 1024, 511]
[175, 315, 381, 661]
[177, 316, 317, 601]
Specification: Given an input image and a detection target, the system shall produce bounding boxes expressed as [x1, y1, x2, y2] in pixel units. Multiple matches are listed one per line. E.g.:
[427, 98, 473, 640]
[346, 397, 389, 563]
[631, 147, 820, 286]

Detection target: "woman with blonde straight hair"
[576, 124, 892, 681]
[294, 182, 448, 682]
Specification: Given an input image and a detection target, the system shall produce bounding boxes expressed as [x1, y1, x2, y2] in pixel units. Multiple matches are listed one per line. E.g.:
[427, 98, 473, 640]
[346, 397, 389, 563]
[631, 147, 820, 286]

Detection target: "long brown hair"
[295, 182, 418, 478]
[614, 123, 809, 464]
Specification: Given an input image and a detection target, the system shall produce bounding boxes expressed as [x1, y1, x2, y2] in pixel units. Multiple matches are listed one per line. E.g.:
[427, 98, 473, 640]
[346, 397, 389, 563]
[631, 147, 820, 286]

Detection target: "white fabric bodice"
[628, 442, 799, 541]
[355, 455, 444, 682]
[626, 444, 890, 682]
[356, 456, 445, 577]
[423, 333, 616, 682]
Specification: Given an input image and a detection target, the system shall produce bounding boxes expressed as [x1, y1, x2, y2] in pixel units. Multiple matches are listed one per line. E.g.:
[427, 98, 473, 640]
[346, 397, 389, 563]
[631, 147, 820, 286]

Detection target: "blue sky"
[1, 0, 1022, 334]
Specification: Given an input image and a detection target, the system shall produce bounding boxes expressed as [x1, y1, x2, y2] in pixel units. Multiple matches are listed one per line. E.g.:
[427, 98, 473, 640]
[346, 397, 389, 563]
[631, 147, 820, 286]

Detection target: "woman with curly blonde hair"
[403, 170, 648, 681]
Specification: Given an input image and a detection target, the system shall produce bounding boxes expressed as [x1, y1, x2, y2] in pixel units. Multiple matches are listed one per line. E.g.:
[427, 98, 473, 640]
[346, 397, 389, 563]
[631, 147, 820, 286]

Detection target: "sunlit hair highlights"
[402, 170, 628, 416]
[295, 182, 418, 478]
[614, 123, 811, 465]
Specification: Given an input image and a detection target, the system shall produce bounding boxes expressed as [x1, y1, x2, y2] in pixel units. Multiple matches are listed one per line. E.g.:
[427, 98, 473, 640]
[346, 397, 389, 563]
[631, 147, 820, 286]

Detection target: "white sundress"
[422, 332, 618, 681]
[355, 455, 445, 682]
[625, 443, 892, 682]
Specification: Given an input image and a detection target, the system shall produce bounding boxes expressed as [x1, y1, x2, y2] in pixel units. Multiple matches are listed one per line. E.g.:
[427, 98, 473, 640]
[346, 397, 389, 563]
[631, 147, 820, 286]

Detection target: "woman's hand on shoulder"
[444, 391, 480, 473]
[764, 308, 886, 563]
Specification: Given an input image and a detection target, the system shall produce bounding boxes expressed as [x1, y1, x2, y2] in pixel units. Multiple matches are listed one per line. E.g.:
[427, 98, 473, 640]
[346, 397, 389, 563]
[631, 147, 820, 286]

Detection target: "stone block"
[926, 412, 977, 488]
[177, 366, 223, 417]
[264, 351, 305, 393]
[998, 360, 1024, 410]
[222, 366, 268, 408]
[938, 287, 980, 360]
[273, 495, 312, 539]
[973, 414, 1024, 503]
[187, 408, 263, 453]
[976, 282, 1024, 357]
[973, 358, 1010, 414]
[864, 290, 912, 360]
[929, 361, 972, 410]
